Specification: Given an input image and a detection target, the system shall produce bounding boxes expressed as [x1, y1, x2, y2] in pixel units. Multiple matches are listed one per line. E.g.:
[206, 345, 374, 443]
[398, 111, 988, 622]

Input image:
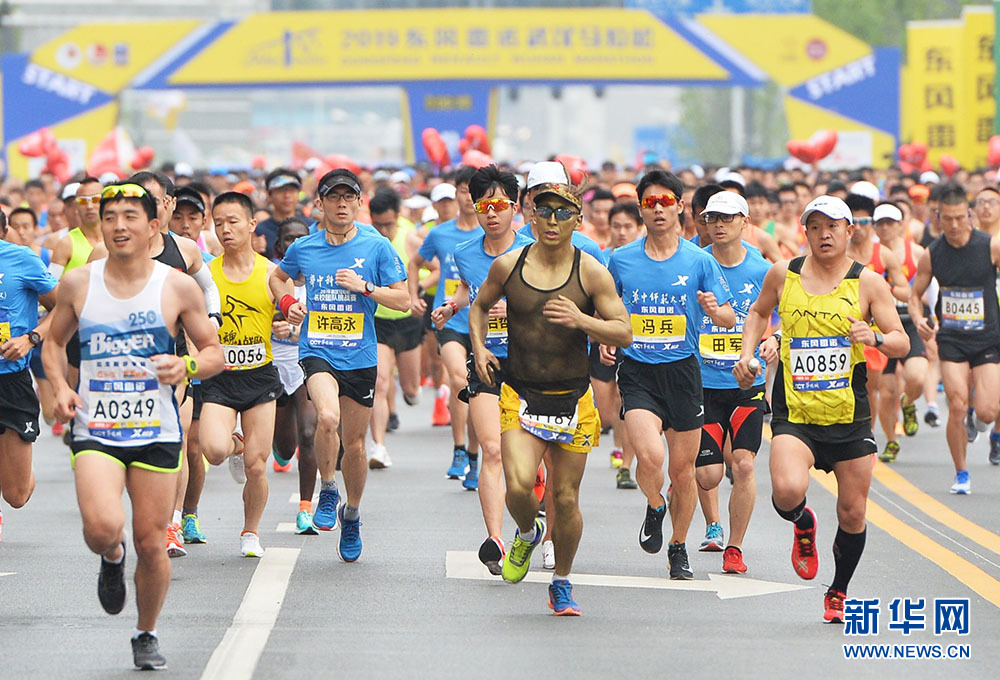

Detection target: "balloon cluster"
[786, 129, 838, 165]
[17, 128, 73, 183]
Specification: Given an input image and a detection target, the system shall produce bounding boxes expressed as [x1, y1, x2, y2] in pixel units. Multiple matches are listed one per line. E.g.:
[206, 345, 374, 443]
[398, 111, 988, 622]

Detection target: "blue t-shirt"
[699, 245, 771, 389]
[0, 241, 58, 374]
[608, 236, 732, 364]
[454, 231, 534, 358]
[279, 229, 406, 370]
[418, 219, 483, 334]
[517, 224, 608, 266]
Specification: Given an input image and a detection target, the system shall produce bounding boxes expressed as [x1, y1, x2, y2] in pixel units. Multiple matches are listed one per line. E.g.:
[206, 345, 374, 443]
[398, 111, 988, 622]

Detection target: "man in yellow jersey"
[369, 189, 423, 468]
[199, 191, 291, 557]
[735, 195, 908, 623]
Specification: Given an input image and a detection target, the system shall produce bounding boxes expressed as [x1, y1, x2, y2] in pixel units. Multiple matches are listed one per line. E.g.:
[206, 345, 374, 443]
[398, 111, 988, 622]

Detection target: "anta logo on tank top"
[222, 294, 261, 332]
[786, 306, 849, 322]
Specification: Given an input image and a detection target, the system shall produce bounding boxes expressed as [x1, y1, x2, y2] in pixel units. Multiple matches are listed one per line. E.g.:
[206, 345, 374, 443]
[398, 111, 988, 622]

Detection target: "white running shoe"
[542, 539, 555, 570]
[369, 443, 392, 469]
[229, 453, 247, 484]
[240, 532, 264, 558]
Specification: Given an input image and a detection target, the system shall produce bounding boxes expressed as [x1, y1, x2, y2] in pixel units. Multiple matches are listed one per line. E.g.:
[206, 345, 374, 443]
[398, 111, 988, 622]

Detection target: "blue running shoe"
[181, 514, 206, 544]
[548, 579, 581, 616]
[312, 488, 340, 531]
[699, 522, 724, 552]
[447, 447, 469, 479]
[463, 459, 479, 490]
[337, 505, 363, 562]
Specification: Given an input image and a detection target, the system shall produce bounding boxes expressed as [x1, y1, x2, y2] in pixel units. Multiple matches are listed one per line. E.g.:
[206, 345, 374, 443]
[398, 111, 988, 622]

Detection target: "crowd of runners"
[2, 156, 998, 669]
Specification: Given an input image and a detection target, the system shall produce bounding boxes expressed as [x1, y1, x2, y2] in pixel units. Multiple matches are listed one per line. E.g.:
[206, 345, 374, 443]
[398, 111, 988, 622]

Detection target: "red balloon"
[324, 153, 361, 176]
[130, 146, 155, 170]
[458, 138, 470, 154]
[808, 129, 838, 161]
[899, 161, 916, 175]
[898, 144, 915, 165]
[939, 154, 960, 177]
[43, 146, 72, 183]
[461, 149, 492, 169]
[422, 128, 450, 169]
[554, 153, 587, 183]
[251, 154, 267, 170]
[911, 142, 928, 164]
[988, 135, 1000, 168]
[18, 128, 53, 157]
[464, 124, 491, 156]
[919, 157, 933, 173]
[787, 139, 815, 164]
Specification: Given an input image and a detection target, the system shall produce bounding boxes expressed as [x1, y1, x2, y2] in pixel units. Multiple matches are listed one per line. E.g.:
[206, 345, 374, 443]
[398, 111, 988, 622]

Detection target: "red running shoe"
[791, 507, 818, 580]
[824, 588, 846, 623]
[722, 546, 747, 574]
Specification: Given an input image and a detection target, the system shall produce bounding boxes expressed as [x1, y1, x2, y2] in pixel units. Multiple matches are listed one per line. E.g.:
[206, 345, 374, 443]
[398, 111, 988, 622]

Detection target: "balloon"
[988, 135, 1000, 168]
[251, 154, 267, 170]
[787, 139, 815, 164]
[939, 154, 959, 177]
[18, 128, 55, 157]
[129, 146, 155, 170]
[807, 129, 838, 161]
[421, 128, 450, 169]
[910, 142, 928, 164]
[463, 124, 491, 155]
[461, 149, 492, 168]
[324, 153, 361, 176]
[554, 153, 587, 183]
[897, 144, 914, 165]
[292, 141, 323, 170]
[899, 161, 916, 175]
[919, 157, 933, 173]
[458, 137, 470, 154]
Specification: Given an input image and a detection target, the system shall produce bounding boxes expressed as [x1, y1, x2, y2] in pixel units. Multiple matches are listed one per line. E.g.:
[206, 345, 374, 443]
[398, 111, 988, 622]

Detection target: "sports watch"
[363, 280, 376, 297]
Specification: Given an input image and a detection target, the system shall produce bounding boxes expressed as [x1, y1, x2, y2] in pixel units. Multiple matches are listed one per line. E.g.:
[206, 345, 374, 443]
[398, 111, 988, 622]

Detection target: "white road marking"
[275, 523, 295, 534]
[445, 551, 811, 600]
[0, 572, 14, 578]
[200, 547, 300, 680]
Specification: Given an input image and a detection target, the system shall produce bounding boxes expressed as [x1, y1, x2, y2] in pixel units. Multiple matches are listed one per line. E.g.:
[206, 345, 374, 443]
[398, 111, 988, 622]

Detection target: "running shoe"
[182, 514, 206, 544]
[878, 440, 900, 463]
[699, 522, 725, 552]
[502, 518, 544, 584]
[792, 507, 819, 580]
[272, 446, 292, 471]
[924, 408, 940, 428]
[900, 395, 919, 437]
[432, 386, 451, 426]
[610, 449, 624, 468]
[548, 579, 581, 616]
[337, 505, 363, 562]
[824, 588, 846, 623]
[533, 464, 546, 503]
[478, 536, 505, 575]
[387, 412, 400, 432]
[369, 443, 392, 469]
[724, 463, 734, 485]
[132, 633, 167, 670]
[639, 499, 666, 554]
[312, 487, 340, 530]
[616, 468, 638, 489]
[447, 447, 469, 479]
[295, 510, 318, 535]
[722, 546, 747, 574]
[463, 458, 479, 490]
[668, 542, 694, 580]
[240, 531, 263, 558]
[403, 391, 420, 406]
[966, 410, 978, 443]
[229, 433, 246, 484]
[98, 541, 126, 615]
[950, 470, 971, 495]
[166, 523, 187, 558]
[542, 539, 555, 570]
[990, 437, 1000, 466]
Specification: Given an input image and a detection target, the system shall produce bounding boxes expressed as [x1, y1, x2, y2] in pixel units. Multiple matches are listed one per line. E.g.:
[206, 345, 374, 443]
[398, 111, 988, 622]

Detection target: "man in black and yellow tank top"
[469, 175, 631, 616]
[735, 195, 908, 624]
[909, 182, 1000, 494]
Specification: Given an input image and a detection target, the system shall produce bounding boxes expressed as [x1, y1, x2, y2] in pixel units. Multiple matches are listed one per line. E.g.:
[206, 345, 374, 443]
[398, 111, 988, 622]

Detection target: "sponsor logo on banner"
[21, 62, 97, 105]
[87, 43, 108, 66]
[55, 42, 82, 70]
[114, 43, 130, 66]
[246, 27, 326, 68]
[806, 38, 827, 60]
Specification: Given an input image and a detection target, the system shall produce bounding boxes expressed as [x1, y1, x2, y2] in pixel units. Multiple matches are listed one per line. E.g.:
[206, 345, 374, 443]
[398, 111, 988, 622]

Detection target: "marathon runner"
[272, 168, 409, 561]
[971, 186, 1000, 464]
[735, 194, 907, 622]
[470, 173, 631, 615]
[42, 182, 223, 669]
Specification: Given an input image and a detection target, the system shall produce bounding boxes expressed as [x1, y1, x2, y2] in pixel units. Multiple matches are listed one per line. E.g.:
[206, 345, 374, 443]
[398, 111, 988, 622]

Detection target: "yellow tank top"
[376, 220, 414, 321]
[774, 257, 869, 426]
[65, 228, 94, 273]
[211, 253, 274, 371]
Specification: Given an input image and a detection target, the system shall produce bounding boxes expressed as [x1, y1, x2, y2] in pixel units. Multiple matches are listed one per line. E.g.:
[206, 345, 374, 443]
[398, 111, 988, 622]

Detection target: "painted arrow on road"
[446, 551, 810, 600]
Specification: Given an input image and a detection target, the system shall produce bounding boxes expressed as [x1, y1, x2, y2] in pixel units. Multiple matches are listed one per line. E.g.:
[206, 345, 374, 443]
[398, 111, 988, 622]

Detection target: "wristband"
[208, 312, 222, 330]
[183, 354, 198, 379]
[279, 294, 298, 318]
[445, 300, 459, 315]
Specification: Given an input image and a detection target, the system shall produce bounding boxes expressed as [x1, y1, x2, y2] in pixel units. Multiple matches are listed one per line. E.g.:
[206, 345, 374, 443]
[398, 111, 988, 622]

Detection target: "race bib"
[486, 316, 507, 348]
[308, 311, 364, 345]
[789, 336, 851, 391]
[699, 327, 742, 368]
[88, 376, 161, 441]
[518, 399, 579, 444]
[631, 305, 686, 350]
[222, 343, 267, 370]
[0, 322, 9, 345]
[444, 278, 461, 300]
[940, 288, 984, 331]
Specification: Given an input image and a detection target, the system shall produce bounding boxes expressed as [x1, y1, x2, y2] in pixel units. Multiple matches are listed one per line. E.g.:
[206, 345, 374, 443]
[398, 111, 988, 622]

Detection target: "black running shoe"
[478, 536, 505, 576]
[990, 437, 1000, 466]
[98, 542, 126, 615]
[387, 412, 400, 432]
[924, 409, 940, 428]
[639, 499, 666, 554]
[131, 633, 167, 670]
[668, 542, 694, 580]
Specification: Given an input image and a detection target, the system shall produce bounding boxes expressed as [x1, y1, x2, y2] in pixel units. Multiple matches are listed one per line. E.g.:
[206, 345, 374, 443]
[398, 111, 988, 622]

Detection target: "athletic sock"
[468, 450, 479, 461]
[103, 547, 125, 565]
[321, 479, 338, 493]
[553, 572, 570, 583]
[342, 505, 360, 522]
[772, 496, 813, 530]
[172, 510, 182, 526]
[299, 500, 312, 513]
[974, 414, 991, 432]
[132, 628, 156, 640]
[519, 524, 538, 543]
[830, 526, 867, 593]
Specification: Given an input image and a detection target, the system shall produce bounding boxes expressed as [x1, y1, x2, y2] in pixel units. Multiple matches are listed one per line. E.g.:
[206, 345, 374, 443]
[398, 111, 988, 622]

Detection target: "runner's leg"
[126, 466, 176, 632]
[0, 430, 34, 508]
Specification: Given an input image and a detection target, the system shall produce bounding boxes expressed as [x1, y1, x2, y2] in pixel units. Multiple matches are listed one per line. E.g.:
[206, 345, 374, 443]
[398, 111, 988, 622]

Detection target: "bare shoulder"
[491, 247, 524, 277]
[859, 266, 890, 289]
[165, 265, 201, 296]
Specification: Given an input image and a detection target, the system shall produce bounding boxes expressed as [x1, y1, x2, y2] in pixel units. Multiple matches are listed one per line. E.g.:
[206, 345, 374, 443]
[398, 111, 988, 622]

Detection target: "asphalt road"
[1, 387, 998, 679]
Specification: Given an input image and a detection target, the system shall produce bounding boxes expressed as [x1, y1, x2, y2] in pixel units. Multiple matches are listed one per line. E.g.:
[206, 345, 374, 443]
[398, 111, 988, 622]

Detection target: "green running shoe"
[900, 396, 919, 437]
[181, 514, 206, 544]
[502, 518, 545, 584]
[878, 440, 900, 463]
[296, 510, 318, 535]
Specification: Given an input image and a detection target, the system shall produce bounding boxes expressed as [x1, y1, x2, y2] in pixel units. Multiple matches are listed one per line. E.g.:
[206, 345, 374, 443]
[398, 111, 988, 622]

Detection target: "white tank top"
[73, 260, 182, 446]
[271, 284, 305, 366]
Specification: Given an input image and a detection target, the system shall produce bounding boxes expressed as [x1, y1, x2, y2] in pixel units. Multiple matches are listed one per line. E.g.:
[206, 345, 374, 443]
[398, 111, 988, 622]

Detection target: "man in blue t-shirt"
[605, 169, 735, 581]
[272, 168, 409, 562]
[408, 166, 483, 479]
[0, 211, 58, 527]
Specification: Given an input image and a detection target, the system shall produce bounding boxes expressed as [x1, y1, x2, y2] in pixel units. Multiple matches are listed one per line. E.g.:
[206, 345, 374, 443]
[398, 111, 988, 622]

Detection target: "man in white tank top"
[42, 183, 223, 671]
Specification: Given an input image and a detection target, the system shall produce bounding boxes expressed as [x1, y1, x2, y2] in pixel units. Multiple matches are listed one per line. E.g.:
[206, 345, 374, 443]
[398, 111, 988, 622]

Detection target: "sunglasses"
[704, 213, 739, 224]
[101, 183, 149, 200]
[535, 205, 578, 221]
[854, 217, 873, 227]
[641, 193, 677, 209]
[75, 194, 101, 205]
[474, 198, 513, 214]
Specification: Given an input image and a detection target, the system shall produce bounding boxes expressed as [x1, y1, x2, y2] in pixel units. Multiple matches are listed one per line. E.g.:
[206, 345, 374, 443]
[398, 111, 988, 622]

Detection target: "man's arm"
[755, 229, 783, 263]
[154, 273, 224, 385]
[734, 261, 786, 387]
[407, 253, 432, 314]
[881, 248, 912, 302]
[859, 269, 909, 358]
[41, 268, 86, 420]
[469, 254, 514, 386]
[432, 281, 470, 329]
[908, 249, 934, 340]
